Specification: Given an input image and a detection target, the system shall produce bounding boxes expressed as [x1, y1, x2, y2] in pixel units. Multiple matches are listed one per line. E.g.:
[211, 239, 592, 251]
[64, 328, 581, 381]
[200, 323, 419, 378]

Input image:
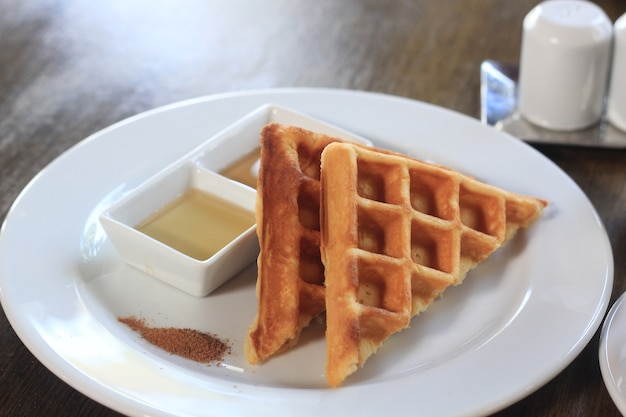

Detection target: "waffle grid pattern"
[322, 142, 545, 387]
[350, 145, 509, 317]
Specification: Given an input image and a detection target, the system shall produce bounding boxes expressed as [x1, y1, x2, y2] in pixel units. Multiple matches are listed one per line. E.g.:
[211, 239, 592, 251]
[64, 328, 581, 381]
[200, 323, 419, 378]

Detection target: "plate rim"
[600, 291, 626, 415]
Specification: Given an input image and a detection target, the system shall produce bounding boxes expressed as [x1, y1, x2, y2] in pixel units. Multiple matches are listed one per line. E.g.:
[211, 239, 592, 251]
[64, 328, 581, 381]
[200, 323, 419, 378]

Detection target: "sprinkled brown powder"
[119, 316, 231, 364]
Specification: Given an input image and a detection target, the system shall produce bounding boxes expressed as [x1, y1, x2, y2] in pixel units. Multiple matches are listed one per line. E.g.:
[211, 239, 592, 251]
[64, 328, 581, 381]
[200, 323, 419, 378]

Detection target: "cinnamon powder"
[119, 316, 231, 364]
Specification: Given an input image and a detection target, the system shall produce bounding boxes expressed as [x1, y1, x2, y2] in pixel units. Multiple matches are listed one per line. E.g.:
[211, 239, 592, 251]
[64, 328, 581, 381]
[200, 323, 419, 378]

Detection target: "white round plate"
[0, 89, 613, 417]
[600, 292, 626, 415]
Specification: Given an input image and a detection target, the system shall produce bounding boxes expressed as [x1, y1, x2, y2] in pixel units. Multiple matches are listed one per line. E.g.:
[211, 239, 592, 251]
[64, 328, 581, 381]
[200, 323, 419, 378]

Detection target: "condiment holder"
[480, 1, 626, 148]
[100, 103, 372, 296]
[517, 0, 612, 131]
[608, 12, 626, 132]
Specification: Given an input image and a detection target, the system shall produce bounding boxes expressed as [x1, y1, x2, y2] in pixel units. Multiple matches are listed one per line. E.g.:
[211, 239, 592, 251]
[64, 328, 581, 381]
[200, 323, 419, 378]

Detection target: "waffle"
[244, 123, 349, 364]
[320, 142, 547, 387]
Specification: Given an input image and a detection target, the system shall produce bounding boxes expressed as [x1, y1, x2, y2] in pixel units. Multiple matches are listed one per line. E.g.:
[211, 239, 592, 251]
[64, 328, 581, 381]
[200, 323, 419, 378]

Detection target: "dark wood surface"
[1, 1, 625, 416]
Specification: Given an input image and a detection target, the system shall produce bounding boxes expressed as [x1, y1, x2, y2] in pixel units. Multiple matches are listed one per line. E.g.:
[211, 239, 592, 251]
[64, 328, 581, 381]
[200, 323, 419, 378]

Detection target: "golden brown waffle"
[244, 123, 348, 364]
[320, 142, 547, 387]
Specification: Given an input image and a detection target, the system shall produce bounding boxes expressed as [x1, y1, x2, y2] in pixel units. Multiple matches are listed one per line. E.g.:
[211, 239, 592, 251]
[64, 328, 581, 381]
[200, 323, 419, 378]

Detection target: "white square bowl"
[99, 103, 371, 297]
[100, 163, 257, 297]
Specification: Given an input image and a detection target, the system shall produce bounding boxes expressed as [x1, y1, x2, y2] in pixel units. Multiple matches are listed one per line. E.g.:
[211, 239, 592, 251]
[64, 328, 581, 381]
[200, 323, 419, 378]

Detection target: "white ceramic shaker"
[518, 0, 613, 131]
[607, 13, 626, 132]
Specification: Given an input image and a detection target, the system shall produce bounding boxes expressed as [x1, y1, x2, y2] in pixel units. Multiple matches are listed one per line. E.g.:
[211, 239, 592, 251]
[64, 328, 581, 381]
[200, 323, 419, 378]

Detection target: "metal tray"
[480, 60, 626, 148]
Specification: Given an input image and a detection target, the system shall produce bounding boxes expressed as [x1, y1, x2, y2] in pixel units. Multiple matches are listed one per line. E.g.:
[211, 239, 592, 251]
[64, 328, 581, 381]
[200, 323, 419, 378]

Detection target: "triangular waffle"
[244, 124, 349, 364]
[320, 142, 547, 387]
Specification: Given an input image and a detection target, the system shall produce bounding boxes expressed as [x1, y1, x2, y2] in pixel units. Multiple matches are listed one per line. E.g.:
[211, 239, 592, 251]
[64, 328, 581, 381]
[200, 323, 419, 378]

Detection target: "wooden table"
[1, 1, 625, 416]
